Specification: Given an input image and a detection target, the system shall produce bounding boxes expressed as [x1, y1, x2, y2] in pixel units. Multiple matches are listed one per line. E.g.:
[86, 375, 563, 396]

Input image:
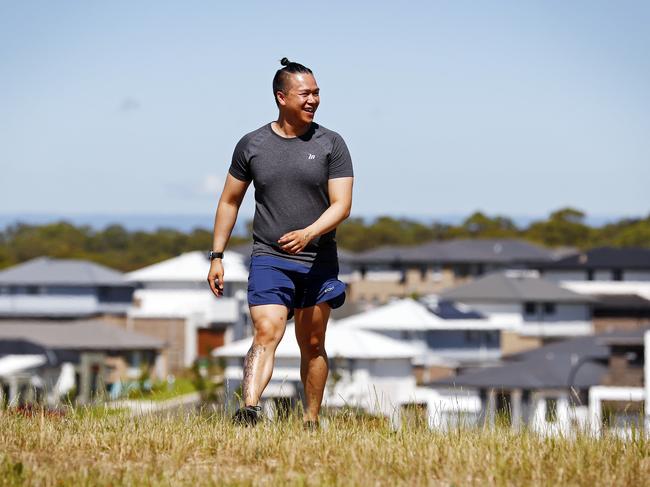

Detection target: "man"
[207, 58, 354, 429]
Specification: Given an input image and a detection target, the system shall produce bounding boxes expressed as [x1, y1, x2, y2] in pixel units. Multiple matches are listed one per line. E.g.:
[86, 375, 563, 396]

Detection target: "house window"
[486, 330, 499, 345]
[420, 267, 427, 281]
[543, 303, 556, 315]
[545, 397, 558, 423]
[464, 330, 481, 344]
[612, 269, 623, 281]
[455, 264, 470, 278]
[25, 286, 40, 295]
[587, 269, 594, 281]
[524, 302, 536, 315]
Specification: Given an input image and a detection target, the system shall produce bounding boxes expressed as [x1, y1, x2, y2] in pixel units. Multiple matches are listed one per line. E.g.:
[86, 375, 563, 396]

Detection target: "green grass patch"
[127, 378, 197, 402]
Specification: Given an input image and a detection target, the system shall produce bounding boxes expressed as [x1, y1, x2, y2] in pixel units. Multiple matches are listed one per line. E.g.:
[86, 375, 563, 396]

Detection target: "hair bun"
[280, 57, 290, 66]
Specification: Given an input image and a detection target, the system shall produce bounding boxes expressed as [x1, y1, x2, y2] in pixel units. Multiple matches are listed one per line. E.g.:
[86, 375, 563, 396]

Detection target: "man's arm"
[207, 174, 250, 296]
[278, 177, 353, 254]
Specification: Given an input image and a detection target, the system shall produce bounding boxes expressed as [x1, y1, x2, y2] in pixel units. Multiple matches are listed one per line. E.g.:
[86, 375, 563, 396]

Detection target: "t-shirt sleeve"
[328, 133, 354, 179]
[228, 136, 252, 182]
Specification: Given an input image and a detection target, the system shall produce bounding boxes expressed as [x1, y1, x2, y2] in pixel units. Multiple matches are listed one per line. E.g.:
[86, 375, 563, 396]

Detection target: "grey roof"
[0, 257, 129, 286]
[0, 319, 164, 350]
[537, 247, 650, 270]
[506, 335, 609, 361]
[440, 272, 596, 303]
[432, 335, 609, 390]
[352, 239, 555, 265]
[352, 244, 427, 264]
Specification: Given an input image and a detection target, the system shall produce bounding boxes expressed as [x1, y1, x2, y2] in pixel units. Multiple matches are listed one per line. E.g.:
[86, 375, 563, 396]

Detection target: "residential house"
[336, 298, 504, 382]
[428, 336, 610, 436]
[439, 271, 596, 355]
[125, 250, 249, 371]
[343, 239, 559, 305]
[0, 319, 164, 406]
[0, 257, 134, 319]
[536, 247, 650, 333]
[537, 247, 650, 283]
[425, 328, 650, 438]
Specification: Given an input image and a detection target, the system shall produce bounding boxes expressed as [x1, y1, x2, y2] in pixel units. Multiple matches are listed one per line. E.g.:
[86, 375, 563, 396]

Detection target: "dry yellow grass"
[0, 407, 648, 486]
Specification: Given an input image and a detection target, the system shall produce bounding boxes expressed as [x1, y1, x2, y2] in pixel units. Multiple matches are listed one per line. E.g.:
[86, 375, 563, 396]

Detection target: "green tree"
[525, 207, 592, 248]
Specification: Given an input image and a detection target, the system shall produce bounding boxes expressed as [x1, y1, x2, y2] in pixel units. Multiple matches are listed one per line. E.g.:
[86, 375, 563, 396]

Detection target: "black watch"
[208, 251, 224, 260]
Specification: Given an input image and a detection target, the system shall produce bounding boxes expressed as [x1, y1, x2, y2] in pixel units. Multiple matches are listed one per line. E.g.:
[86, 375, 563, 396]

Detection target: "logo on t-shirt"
[308, 153, 316, 160]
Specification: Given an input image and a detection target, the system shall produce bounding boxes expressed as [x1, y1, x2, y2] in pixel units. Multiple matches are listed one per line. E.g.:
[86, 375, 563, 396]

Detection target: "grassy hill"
[1, 407, 647, 486]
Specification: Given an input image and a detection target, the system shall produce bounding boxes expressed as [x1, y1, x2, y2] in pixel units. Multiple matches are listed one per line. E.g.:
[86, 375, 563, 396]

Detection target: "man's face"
[277, 73, 320, 124]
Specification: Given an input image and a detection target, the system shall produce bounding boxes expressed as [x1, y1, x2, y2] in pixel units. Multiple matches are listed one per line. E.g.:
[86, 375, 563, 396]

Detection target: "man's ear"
[276, 90, 287, 107]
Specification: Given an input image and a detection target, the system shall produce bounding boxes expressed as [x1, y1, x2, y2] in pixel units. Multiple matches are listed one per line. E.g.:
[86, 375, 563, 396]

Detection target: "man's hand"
[278, 228, 314, 254]
[207, 259, 224, 297]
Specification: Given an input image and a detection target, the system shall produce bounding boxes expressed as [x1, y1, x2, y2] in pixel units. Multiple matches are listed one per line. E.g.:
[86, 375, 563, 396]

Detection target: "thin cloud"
[119, 97, 141, 113]
[165, 174, 223, 199]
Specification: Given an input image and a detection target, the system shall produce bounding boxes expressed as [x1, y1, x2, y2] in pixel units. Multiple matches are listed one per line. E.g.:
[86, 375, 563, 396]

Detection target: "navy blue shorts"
[247, 255, 346, 320]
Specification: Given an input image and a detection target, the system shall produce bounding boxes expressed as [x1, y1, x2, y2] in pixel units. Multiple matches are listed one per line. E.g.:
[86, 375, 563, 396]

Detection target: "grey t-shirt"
[228, 122, 353, 265]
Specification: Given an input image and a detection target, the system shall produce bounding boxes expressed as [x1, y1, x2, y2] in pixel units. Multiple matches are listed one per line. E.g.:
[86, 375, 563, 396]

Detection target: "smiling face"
[276, 73, 320, 125]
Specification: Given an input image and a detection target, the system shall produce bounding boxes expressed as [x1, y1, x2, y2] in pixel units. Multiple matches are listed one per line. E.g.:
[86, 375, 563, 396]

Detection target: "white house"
[0, 257, 134, 318]
[125, 250, 249, 371]
[336, 298, 505, 374]
[439, 271, 596, 356]
[534, 248, 650, 334]
[213, 322, 425, 427]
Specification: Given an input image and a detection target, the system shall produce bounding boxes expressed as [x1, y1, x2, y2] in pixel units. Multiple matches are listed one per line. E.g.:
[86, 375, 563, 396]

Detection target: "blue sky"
[1, 1, 649, 224]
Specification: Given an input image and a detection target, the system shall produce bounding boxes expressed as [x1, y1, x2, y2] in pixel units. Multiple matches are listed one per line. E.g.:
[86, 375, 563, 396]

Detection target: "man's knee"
[298, 332, 326, 357]
[253, 316, 285, 346]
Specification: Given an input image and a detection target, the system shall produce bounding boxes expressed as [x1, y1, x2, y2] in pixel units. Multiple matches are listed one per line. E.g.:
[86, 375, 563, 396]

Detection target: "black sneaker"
[232, 405, 263, 426]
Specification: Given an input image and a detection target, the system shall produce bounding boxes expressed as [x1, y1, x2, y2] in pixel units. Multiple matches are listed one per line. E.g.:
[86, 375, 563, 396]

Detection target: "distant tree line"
[0, 207, 648, 271]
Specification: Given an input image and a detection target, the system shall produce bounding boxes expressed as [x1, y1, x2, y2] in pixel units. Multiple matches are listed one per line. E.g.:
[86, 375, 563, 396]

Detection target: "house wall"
[501, 331, 542, 356]
[347, 268, 467, 304]
[593, 317, 650, 333]
[542, 271, 586, 282]
[0, 288, 98, 316]
[0, 286, 132, 317]
[541, 269, 650, 283]
[465, 302, 521, 323]
[523, 304, 590, 322]
[625, 271, 650, 281]
[600, 345, 644, 388]
[413, 365, 456, 384]
[124, 318, 186, 372]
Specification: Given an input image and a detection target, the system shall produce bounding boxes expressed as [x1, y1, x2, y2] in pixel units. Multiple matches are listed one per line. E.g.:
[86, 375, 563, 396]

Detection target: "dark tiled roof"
[431, 335, 609, 390]
[440, 272, 596, 303]
[352, 239, 555, 265]
[592, 294, 650, 309]
[0, 257, 128, 286]
[537, 247, 650, 270]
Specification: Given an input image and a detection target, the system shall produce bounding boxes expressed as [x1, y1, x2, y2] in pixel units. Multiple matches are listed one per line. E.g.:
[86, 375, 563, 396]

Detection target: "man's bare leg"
[242, 304, 288, 406]
[294, 302, 331, 423]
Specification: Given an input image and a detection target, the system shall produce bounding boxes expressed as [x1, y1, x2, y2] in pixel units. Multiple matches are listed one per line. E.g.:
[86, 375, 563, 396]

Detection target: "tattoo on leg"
[242, 344, 265, 403]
